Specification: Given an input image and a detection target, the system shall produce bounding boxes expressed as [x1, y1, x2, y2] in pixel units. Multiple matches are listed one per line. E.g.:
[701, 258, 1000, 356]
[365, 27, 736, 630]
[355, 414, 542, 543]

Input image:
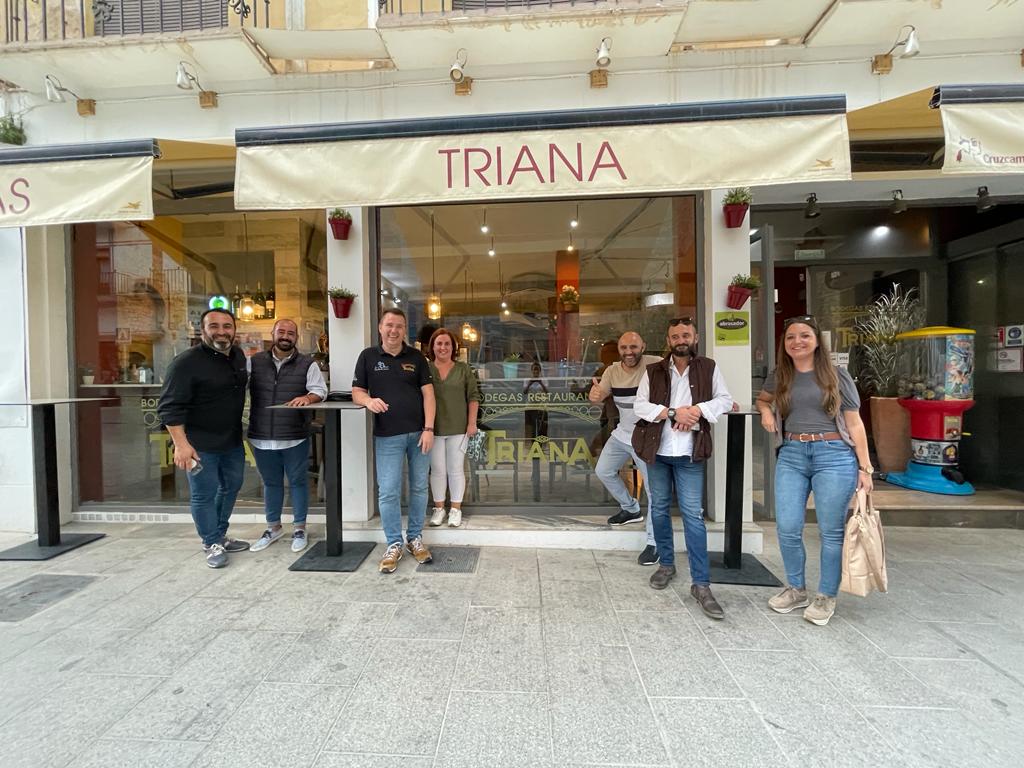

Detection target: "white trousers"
[429, 434, 468, 504]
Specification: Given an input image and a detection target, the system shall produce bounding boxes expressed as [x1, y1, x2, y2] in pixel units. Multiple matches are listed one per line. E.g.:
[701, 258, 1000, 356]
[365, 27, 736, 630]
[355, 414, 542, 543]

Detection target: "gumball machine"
[886, 327, 975, 495]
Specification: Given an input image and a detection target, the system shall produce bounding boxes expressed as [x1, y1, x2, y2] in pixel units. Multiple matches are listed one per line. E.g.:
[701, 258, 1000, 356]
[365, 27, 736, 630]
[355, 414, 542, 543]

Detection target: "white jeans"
[429, 434, 468, 504]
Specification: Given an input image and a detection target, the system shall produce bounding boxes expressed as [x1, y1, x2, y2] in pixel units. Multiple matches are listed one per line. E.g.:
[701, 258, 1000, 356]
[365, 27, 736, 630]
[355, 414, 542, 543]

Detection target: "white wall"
[326, 207, 375, 522]
[703, 190, 755, 524]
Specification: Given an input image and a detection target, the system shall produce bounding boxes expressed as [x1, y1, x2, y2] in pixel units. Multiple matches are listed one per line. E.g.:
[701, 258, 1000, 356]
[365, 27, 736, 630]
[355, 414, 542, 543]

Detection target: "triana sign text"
[438, 141, 627, 190]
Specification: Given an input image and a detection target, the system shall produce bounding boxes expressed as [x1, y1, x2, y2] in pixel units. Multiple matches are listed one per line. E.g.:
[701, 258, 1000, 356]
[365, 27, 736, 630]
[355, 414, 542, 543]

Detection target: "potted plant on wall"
[854, 283, 924, 473]
[328, 287, 357, 318]
[558, 284, 580, 311]
[722, 187, 752, 228]
[0, 114, 26, 147]
[726, 273, 760, 309]
[328, 208, 353, 240]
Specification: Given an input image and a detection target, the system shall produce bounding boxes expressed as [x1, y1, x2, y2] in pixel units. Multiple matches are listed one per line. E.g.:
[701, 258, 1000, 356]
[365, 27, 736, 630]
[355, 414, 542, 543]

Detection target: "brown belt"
[784, 432, 843, 442]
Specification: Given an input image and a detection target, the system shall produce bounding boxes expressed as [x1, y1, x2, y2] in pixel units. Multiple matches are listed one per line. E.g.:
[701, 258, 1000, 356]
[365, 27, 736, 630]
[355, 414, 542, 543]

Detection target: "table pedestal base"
[0, 532, 107, 561]
[708, 552, 782, 587]
[289, 540, 375, 573]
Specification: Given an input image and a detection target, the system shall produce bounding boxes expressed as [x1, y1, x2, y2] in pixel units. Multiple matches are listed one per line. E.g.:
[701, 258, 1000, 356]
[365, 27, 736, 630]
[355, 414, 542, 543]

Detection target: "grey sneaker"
[204, 542, 227, 569]
[291, 529, 308, 553]
[250, 527, 284, 552]
[691, 585, 725, 620]
[649, 565, 676, 590]
[220, 537, 250, 553]
[768, 586, 810, 614]
[803, 594, 837, 626]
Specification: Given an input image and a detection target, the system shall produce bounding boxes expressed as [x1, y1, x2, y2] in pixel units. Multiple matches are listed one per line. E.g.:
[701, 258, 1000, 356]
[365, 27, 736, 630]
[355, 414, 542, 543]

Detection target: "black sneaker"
[637, 545, 659, 566]
[607, 510, 644, 526]
[219, 537, 250, 553]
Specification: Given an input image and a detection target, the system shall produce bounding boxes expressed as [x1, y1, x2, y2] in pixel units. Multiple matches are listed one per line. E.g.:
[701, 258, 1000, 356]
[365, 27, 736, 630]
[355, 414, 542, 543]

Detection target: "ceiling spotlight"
[567, 231, 575, 252]
[595, 37, 612, 68]
[176, 61, 201, 90]
[503, 308, 511, 317]
[480, 208, 489, 235]
[449, 48, 468, 83]
[570, 203, 579, 229]
[890, 190, 908, 214]
[487, 237, 496, 258]
[804, 193, 821, 219]
[44, 74, 95, 116]
[501, 301, 508, 309]
[977, 186, 996, 213]
[872, 25, 919, 74]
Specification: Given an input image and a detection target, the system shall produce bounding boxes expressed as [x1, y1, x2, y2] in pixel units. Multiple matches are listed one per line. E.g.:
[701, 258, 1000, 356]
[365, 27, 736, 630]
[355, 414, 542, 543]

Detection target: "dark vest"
[247, 350, 314, 440]
[632, 354, 716, 463]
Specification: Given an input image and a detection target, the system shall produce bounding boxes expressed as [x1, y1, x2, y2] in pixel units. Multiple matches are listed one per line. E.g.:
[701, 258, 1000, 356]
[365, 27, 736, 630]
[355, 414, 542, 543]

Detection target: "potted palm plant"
[328, 287, 357, 318]
[854, 283, 924, 473]
[328, 208, 353, 240]
[722, 187, 752, 228]
[0, 114, 26, 147]
[726, 273, 760, 309]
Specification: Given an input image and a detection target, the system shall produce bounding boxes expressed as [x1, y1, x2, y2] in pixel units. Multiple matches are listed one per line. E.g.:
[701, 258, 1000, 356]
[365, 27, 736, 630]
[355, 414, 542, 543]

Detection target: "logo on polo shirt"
[401, 363, 417, 373]
[374, 361, 389, 371]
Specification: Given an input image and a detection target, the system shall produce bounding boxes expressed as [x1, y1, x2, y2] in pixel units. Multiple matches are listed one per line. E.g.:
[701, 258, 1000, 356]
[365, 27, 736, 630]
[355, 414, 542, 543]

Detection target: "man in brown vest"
[633, 317, 734, 617]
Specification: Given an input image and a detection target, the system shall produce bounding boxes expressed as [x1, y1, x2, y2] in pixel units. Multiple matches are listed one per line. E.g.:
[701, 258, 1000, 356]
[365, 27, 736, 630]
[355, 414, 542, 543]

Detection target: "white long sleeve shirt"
[633, 360, 734, 457]
[247, 352, 328, 451]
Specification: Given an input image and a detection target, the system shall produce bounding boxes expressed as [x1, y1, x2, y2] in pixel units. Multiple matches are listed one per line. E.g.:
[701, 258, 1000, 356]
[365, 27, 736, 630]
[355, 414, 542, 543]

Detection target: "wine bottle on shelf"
[254, 281, 266, 319]
[265, 286, 276, 319]
[231, 284, 242, 316]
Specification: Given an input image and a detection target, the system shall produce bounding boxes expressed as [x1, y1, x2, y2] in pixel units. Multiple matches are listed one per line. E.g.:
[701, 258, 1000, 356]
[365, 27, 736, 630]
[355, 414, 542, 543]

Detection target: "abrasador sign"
[235, 114, 851, 209]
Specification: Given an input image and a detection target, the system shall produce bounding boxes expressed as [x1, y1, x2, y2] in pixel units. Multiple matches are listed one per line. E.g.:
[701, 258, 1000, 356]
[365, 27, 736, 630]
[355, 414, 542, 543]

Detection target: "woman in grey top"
[755, 316, 873, 626]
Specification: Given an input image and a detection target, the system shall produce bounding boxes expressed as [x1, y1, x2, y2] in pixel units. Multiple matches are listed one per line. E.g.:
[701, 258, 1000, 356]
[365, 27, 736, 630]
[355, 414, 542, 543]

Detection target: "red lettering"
[9, 177, 29, 214]
[496, 146, 503, 186]
[438, 149, 459, 189]
[549, 143, 583, 182]
[588, 141, 627, 182]
[507, 145, 544, 185]
[464, 148, 492, 187]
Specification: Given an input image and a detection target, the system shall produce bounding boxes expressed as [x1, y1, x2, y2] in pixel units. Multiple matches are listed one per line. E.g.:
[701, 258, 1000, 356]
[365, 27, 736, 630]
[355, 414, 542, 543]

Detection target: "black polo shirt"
[352, 343, 433, 437]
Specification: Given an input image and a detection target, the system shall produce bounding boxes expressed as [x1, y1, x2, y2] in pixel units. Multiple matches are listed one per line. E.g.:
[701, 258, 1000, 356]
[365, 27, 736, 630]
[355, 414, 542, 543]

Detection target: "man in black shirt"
[352, 308, 436, 573]
[157, 309, 250, 568]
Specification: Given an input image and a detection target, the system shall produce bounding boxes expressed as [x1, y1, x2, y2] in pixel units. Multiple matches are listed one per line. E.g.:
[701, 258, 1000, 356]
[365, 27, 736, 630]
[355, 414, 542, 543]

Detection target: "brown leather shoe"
[379, 543, 403, 574]
[691, 584, 724, 619]
[406, 536, 433, 564]
[649, 565, 676, 590]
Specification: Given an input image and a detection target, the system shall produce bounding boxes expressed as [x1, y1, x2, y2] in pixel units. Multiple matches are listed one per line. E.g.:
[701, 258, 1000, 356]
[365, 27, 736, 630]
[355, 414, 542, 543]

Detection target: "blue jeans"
[595, 435, 655, 546]
[188, 446, 245, 547]
[648, 454, 708, 584]
[775, 439, 858, 597]
[251, 439, 311, 526]
[375, 432, 431, 547]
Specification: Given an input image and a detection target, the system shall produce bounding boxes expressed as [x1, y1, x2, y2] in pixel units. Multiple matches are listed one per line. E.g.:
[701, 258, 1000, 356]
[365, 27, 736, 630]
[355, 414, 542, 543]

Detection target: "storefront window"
[380, 196, 698, 508]
[72, 215, 328, 503]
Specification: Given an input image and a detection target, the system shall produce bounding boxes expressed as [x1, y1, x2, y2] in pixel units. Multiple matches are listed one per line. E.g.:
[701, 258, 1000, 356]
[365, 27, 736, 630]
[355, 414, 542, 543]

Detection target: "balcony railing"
[378, 0, 626, 15]
[2, 0, 270, 44]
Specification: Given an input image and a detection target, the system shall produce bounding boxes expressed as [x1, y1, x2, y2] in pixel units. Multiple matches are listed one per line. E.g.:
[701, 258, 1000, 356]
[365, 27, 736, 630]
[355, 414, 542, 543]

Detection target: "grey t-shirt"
[763, 367, 860, 435]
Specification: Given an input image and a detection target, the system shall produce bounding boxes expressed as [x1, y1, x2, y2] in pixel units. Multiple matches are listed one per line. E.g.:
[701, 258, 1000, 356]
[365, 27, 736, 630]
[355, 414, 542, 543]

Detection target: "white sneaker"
[291, 529, 308, 552]
[448, 508, 463, 527]
[250, 527, 284, 552]
[429, 507, 447, 526]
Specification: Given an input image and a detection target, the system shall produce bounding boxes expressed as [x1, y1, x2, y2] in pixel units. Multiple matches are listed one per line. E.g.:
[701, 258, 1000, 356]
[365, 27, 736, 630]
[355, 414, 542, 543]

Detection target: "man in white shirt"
[247, 319, 328, 553]
[634, 317, 733, 617]
[589, 332, 663, 565]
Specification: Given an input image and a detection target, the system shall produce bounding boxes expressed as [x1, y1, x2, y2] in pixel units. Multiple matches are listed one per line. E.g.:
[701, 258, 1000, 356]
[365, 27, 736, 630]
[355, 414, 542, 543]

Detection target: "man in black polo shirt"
[353, 308, 436, 573]
[158, 308, 250, 569]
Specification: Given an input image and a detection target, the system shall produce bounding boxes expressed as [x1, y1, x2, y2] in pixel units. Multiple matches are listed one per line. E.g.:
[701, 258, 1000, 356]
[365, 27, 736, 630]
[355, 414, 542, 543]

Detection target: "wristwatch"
[859, 465, 874, 474]
[666, 408, 677, 422]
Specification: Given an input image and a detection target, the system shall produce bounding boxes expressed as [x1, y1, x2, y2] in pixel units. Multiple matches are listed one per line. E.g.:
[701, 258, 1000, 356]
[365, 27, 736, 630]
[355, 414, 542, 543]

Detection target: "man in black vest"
[158, 308, 250, 569]
[248, 318, 328, 554]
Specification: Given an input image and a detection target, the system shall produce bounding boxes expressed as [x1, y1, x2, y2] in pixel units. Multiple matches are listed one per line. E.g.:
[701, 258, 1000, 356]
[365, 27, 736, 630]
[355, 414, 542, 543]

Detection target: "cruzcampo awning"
[931, 84, 1024, 175]
[234, 96, 851, 209]
[0, 139, 159, 228]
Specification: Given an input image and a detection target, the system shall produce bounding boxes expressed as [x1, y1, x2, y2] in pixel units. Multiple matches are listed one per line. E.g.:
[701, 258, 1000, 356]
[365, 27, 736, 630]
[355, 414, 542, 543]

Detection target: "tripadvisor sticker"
[714, 311, 750, 346]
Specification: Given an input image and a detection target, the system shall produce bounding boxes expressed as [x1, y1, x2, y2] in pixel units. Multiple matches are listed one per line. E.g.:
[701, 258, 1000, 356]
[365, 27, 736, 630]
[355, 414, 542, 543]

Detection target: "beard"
[671, 343, 694, 358]
[275, 339, 295, 353]
[620, 352, 642, 368]
[203, 333, 234, 352]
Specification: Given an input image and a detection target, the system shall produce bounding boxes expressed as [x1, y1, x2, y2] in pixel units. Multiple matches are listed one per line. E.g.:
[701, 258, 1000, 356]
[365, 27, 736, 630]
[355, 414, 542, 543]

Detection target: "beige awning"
[0, 140, 159, 228]
[932, 85, 1024, 175]
[235, 97, 851, 210]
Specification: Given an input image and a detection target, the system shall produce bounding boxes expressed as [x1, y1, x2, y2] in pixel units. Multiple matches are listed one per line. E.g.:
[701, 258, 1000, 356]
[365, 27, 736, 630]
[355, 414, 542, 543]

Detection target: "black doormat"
[417, 546, 481, 574]
[708, 553, 783, 587]
[0, 573, 99, 622]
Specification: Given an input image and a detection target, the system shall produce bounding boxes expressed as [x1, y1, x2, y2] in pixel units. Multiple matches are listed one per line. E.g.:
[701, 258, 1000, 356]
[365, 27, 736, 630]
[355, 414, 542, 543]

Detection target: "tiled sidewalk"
[0, 522, 1022, 768]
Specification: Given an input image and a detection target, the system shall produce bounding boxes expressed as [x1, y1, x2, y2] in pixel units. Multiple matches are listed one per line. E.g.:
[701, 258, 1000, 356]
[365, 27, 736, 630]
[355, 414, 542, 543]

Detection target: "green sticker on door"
[714, 311, 750, 346]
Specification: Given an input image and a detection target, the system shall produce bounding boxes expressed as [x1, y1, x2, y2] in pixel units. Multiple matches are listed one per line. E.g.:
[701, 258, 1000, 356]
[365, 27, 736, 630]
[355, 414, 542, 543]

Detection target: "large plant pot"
[726, 284, 753, 309]
[870, 396, 911, 473]
[329, 218, 352, 240]
[330, 296, 354, 318]
[723, 202, 749, 228]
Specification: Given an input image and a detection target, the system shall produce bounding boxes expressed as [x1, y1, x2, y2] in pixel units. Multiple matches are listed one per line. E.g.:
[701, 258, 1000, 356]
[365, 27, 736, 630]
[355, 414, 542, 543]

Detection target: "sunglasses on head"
[670, 316, 695, 326]
[783, 315, 817, 329]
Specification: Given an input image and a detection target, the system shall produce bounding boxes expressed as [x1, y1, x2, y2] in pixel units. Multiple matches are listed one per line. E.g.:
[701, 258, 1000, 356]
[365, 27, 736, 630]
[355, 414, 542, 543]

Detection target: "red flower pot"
[331, 296, 354, 318]
[329, 218, 352, 240]
[726, 284, 753, 309]
[723, 203, 749, 229]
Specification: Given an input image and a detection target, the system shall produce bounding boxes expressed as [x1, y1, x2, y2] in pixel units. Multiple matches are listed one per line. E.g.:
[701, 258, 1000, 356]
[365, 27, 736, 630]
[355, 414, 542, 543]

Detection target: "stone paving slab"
[0, 523, 1021, 767]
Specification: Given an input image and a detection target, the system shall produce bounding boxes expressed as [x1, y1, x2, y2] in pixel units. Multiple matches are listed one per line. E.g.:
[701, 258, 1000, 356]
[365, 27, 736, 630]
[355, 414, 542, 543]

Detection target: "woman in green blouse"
[426, 328, 482, 527]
